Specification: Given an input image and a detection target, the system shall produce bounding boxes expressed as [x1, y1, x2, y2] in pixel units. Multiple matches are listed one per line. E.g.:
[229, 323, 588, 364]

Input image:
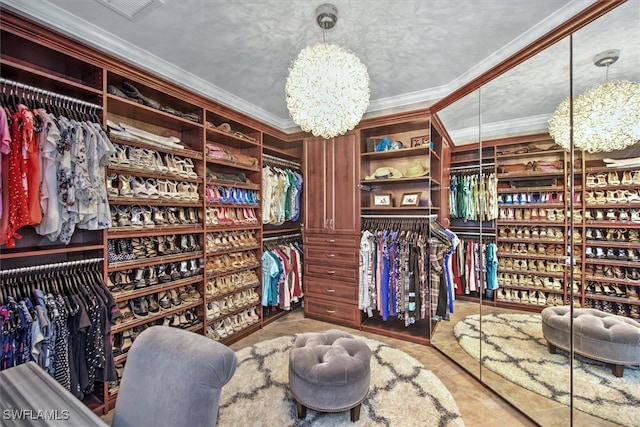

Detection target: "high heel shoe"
[141, 208, 155, 229]
[131, 176, 151, 198]
[152, 206, 169, 226]
[119, 175, 134, 197]
[182, 158, 198, 179]
[107, 174, 120, 198]
[112, 144, 131, 168]
[152, 150, 169, 173]
[145, 178, 161, 199]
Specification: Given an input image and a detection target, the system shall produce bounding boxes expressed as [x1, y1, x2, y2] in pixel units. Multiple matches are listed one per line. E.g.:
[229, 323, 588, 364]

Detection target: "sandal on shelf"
[118, 175, 134, 197]
[145, 178, 161, 199]
[131, 176, 150, 198]
[183, 158, 199, 179]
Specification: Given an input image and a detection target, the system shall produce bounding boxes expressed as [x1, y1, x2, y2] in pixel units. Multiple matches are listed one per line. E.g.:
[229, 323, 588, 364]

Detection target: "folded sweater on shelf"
[107, 120, 184, 151]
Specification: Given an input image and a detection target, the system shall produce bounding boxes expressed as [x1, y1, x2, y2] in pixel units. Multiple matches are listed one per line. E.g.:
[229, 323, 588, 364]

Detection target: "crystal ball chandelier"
[548, 50, 640, 153]
[286, 4, 370, 139]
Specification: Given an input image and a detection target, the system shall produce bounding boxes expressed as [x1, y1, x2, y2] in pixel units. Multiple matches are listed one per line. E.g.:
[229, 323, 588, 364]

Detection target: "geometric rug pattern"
[217, 335, 465, 426]
[454, 313, 640, 426]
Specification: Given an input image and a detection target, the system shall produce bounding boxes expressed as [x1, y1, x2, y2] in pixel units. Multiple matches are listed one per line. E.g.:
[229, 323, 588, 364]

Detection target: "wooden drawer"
[304, 297, 360, 328]
[305, 233, 359, 248]
[306, 262, 359, 281]
[305, 246, 358, 265]
[305, 277, 358, 302]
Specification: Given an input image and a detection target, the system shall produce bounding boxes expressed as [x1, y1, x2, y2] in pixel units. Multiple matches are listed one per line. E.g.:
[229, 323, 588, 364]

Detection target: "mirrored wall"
[431, 1, 639, 426]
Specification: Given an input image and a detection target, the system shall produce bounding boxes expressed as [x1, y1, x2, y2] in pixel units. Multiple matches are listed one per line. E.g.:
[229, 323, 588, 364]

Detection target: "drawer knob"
[326, 270, 335, 274]
[326, 309, 336, 314]
[326, 254, 335, 258]
[326, 239, 336, 243]
[326, 289, 335, 293]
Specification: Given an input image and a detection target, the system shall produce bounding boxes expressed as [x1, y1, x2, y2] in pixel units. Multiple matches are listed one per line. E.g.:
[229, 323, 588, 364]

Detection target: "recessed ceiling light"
[94, 0, 164, 22]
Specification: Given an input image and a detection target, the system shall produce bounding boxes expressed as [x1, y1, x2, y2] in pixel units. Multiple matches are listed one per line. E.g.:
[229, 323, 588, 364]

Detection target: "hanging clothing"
[0, 104, 114, 247]
[0, 266, 118, 400]
[358, 223, 429, 325]
[449, 171, 499, 221]
[261, 240, 304, 310]
[261, 165, 303, 225]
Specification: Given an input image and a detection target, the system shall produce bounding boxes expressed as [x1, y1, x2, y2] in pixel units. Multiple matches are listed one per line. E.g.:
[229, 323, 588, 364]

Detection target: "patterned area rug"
[454, 313, 640, 426]
[217, 335, 464, 427]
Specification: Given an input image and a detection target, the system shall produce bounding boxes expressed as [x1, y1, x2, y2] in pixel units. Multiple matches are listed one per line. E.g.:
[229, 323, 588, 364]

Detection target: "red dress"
[18, 104, 42, 226]
[2, 108, 33, 247]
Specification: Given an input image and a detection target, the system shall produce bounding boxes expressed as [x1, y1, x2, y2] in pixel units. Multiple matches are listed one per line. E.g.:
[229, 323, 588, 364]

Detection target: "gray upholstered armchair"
[111, 326, 237, 427]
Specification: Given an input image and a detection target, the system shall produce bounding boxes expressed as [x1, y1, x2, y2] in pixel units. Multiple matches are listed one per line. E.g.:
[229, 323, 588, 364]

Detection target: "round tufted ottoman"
[541, 306, 640, 377]
[288, 329, 371, 422]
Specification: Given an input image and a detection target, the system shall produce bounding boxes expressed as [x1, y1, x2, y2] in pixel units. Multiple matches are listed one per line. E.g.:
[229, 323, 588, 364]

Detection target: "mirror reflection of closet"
[570, 2, 640, 425]
[479, 35, 573, 424]
[432, 1, 639, 426]
[430, 89, 481, 381]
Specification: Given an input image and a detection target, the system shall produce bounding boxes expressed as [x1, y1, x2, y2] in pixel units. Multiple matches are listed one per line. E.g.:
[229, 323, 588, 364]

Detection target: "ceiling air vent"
[94, 0, 164, 22]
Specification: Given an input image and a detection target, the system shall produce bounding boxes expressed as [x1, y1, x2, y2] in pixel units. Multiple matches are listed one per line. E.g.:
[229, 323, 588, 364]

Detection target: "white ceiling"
[1, 0, 637, 143]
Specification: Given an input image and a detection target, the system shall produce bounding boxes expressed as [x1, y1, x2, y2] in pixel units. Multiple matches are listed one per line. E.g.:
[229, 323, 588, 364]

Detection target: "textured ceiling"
[1, 0, 637, 144]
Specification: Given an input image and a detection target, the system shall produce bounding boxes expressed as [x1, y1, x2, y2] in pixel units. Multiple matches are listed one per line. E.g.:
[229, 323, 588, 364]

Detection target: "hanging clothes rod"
[449, 163, 495, 172]
[453, 231, 496, 236]
[263, 153, 301, 169]
[361, 214, 438, 219]
[263, 232, 302, 243]
[0, 257, 104, 277]
[0, 77, 103, 111]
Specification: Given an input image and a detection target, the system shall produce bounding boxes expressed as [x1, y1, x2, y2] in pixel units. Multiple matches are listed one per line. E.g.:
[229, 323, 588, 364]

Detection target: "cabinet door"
[330, 134, 360, 233]
[303, 138, 330, 233]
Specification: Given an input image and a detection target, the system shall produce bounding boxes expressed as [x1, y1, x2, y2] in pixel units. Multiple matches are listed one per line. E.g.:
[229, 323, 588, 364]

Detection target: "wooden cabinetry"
[356, 116, 445, 345]
[303, 135, 360, 328]
[303, 233, 361, 327]
[0, 9, 304, 415]
[303, 134, 360, 234]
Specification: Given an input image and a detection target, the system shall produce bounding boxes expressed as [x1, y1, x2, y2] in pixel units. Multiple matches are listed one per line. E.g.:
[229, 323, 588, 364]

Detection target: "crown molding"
[450, 113, 551, 145]
[0, 0, 291, 130]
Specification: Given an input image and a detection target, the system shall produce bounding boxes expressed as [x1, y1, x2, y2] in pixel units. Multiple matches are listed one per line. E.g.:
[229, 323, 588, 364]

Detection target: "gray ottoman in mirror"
[541, 306, 640, 377]
[288, 329, 371, 422]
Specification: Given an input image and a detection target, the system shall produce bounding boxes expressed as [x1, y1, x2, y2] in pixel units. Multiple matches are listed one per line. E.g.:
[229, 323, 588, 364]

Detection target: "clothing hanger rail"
[0, 78, 103, 113]
[262, 153, 301, 169]
[262, 232, 302, 243]
[361, 214, 437, 220]
[449, 163, 495, 172]
[0, 257, 104, 277]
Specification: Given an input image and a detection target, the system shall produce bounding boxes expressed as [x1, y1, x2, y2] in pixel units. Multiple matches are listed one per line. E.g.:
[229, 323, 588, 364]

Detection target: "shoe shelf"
[111, 275, 204, 304]
[206, 179, 261, 191]
[206, 110, 261, 149]
[108, 95, 203, 131]
[205, 157, 260, 173]
[108, 249, 203, 270]
[107, 71, 203, 126]
[203, 298, 261, 324]
[109, 138, 204, 162]
[206, 244, 260, 256]
[205, 281, 260, 304]
[112, 299, 202, 335]
[206, 309, 261, 342]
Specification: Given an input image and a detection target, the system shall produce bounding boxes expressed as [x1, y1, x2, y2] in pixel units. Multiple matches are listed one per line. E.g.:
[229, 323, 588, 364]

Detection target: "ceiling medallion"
[285, 4, 370, 139]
